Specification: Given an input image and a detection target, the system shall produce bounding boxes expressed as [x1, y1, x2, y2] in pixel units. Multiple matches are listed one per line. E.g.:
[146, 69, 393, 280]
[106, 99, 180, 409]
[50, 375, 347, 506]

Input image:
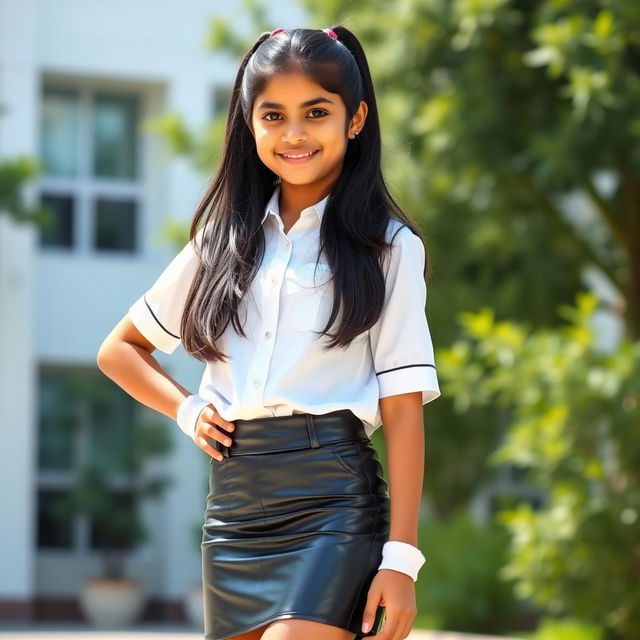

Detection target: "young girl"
[97, 25, 440, 640]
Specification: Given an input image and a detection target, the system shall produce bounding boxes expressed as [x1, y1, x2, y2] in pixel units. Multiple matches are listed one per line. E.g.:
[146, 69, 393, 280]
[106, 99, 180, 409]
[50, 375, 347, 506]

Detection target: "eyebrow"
[255, 97, 335, 110]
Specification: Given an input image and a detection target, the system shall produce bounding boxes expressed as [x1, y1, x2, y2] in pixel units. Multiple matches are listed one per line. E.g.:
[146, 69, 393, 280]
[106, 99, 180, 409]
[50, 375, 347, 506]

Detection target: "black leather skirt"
[201, 409, 390, 640]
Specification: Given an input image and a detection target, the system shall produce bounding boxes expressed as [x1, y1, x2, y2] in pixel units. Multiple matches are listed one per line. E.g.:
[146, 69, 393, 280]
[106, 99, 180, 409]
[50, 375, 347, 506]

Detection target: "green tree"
[0, 100, 56, 225]
[0, 155, 51, 225]
[301, 0, 640, 543]
[438, 291, 640, 640]
[52, 372, 174, 579]
[305, 0, 639, 338]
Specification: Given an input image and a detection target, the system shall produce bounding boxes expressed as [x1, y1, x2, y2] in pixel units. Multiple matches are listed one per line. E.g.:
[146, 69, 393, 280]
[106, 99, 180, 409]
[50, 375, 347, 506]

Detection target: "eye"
[261, 109, 329, 121]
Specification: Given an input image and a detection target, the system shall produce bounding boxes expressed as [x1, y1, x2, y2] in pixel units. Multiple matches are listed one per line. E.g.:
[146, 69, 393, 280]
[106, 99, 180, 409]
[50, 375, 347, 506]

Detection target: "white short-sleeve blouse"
[128, 184, 440, 437]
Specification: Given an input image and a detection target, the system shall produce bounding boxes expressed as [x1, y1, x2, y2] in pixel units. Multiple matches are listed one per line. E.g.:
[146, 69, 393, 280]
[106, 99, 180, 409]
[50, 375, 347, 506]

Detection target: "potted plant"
[54, 374, 174, 627]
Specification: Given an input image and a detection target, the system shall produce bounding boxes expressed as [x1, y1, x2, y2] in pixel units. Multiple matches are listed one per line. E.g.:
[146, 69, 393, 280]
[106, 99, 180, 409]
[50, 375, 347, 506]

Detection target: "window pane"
[92, 93, 139, 179]
[39, 194, 74, 248]
[37, 489, 74, 549]
[38, 370, 81, 472]
[94, 198, 136, 251]
[41, 89, 80, 177]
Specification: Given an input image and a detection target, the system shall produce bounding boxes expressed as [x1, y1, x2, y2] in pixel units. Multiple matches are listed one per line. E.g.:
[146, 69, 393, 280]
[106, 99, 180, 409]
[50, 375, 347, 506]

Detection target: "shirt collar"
[261, 183, 330, 226]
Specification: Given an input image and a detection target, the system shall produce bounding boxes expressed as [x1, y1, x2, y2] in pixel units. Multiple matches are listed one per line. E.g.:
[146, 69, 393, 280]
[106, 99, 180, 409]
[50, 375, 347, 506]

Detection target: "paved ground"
[0, 622, 521, 640]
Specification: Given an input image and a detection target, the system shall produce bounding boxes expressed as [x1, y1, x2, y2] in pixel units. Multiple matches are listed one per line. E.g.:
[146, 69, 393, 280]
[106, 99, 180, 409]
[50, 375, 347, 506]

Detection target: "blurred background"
[0, 1, 638, 639]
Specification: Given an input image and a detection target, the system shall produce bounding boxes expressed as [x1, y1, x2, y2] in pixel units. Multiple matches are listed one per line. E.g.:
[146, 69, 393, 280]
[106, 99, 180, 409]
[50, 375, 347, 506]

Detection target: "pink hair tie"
[322, 28, 338, 40]
[270, 28, 284, 37]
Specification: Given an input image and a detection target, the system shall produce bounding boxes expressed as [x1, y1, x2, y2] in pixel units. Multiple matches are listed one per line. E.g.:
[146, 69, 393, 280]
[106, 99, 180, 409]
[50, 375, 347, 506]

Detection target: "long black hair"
[182, 25, 429, 363]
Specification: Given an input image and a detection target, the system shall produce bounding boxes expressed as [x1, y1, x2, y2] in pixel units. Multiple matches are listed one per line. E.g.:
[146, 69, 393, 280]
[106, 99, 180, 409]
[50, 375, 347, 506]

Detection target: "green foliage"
[0, 102, 70, 227]
[514, 615, 604, 640]
[0, 155, 53, 225]
[438, 291, 640, 639]
[304, 0, 640, 338]
[296, 0, 640, 535]
[415, 507, 526, 634]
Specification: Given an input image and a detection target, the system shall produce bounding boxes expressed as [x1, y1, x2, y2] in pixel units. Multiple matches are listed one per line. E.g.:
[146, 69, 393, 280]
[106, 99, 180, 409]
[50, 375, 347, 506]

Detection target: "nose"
[282, 122, 307, 144]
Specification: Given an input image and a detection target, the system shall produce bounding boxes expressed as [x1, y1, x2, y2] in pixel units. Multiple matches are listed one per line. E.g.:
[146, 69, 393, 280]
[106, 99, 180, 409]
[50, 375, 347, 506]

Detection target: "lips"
[277, 149, 319, 159]
[276, 149, 320, 165]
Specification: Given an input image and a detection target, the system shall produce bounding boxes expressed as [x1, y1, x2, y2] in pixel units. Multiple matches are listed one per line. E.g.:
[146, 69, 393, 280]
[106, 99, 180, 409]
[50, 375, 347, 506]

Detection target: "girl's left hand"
[360, 569, 417, 639]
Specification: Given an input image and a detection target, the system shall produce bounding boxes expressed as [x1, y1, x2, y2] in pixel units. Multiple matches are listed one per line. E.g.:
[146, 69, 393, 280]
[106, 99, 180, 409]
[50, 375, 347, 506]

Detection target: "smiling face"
[250, 71, 367, 192]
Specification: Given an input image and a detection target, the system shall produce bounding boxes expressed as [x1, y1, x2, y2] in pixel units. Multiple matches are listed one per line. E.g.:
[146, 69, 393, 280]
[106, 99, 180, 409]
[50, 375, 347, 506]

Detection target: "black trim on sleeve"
[376, 363, 436, 376]
[389, 223, 409, 244]
[143, 294, 181, 339]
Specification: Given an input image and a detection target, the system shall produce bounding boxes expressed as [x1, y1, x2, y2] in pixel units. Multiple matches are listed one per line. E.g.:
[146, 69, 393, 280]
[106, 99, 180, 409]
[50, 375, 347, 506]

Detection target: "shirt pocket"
[286, 260, 333, 332]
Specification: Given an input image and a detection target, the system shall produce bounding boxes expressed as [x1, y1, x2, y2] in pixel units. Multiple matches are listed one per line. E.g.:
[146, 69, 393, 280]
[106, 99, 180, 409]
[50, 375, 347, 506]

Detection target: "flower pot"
[80, 577, 145, 627]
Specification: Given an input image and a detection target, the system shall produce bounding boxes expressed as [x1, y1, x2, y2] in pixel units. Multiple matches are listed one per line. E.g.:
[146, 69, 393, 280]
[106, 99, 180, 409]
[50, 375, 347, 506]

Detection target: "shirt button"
[264, 331, 271, 340]
[253, 378, 261, 388]
[271, 277, 277, 286]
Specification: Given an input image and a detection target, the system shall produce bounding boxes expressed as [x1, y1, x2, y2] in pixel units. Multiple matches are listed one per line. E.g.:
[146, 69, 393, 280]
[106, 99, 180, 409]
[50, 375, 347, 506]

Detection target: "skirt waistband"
[213, 409, 367, 458]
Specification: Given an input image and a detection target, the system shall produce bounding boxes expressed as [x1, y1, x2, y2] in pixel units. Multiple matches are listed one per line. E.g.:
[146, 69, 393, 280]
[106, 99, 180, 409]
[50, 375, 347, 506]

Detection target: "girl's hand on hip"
[194, 404, 235, 462]
[361, 569, 417, 640]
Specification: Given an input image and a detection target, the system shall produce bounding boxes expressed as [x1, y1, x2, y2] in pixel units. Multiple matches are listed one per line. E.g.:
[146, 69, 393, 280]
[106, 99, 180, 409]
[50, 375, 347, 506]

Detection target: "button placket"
[245, 241, 289, 404]
[288, 261, 332, 332]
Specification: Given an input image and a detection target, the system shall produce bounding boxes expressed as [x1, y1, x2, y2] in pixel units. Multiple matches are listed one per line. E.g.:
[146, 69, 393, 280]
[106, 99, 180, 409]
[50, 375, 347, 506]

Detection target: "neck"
[278, 176, 336, 218]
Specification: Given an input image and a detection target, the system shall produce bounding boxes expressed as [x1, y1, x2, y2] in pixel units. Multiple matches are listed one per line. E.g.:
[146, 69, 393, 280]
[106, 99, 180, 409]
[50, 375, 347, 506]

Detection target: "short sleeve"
[128, 230, 203, 355]
[368, 226, 441, 404]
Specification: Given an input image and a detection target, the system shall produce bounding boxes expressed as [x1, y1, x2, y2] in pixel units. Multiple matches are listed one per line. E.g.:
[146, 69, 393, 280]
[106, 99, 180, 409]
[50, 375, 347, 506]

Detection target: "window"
[36, 366, 140, 552]
[40, 194, 75, 248]
[92, 93, 139, 180]
[38, 86, 142, 253]
[41, 88, 80, 178]
[95, 198, 136, 251]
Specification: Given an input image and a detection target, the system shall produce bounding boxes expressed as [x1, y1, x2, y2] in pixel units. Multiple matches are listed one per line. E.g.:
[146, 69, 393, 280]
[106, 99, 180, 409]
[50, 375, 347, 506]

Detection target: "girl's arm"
[360, 391, 425, 636]
[379, 391, 425, 547]
[96, 313, 191, 422]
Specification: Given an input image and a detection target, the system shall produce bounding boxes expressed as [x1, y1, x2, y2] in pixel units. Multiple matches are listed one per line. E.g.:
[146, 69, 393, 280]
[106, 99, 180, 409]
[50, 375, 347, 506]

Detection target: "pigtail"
[330, 24, 430, 281]
[330, 26, 379, 154]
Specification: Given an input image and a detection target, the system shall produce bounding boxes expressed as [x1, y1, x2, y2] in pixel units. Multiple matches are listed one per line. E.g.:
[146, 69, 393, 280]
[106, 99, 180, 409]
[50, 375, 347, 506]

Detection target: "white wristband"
[377, 541, 426, 582]
[176, 394, 211, 442]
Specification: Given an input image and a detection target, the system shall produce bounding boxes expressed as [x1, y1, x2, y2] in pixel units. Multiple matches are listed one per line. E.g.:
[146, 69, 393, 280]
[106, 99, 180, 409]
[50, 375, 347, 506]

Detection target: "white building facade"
[0, 0, 307, 622]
